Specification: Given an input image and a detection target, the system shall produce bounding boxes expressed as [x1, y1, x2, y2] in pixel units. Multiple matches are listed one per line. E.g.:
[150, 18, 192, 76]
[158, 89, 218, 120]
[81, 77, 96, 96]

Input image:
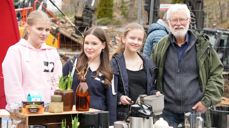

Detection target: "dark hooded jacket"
[111, 53, 157, 103]
[63, 56, 117, 125]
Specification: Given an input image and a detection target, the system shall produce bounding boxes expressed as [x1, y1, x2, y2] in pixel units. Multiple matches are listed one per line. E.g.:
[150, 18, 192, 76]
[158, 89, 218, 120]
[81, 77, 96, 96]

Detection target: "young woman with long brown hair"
[63, 26, 117, 125]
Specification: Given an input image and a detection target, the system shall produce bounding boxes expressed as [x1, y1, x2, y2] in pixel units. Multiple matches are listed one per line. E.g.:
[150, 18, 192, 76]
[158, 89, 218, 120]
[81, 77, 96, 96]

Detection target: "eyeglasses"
[168, 18, 189, 24]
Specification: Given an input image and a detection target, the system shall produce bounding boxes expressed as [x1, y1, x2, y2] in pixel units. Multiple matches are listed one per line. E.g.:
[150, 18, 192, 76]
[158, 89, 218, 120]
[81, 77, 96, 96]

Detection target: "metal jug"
[130, 116, 153, 128]
[184, 111, 204, 128]
[129, 103, 153, 128]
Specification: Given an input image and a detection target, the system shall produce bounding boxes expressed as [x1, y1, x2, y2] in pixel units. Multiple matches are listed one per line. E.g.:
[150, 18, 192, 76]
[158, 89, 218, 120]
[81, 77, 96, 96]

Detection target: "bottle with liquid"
[184, 112, 191, 128]
[75, 81, 90, 111]
[196, 112, 204, 128]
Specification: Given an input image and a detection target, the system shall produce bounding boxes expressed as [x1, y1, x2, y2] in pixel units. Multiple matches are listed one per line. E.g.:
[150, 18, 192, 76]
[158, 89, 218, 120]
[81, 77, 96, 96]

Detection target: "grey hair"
[166, 4, 191, 20]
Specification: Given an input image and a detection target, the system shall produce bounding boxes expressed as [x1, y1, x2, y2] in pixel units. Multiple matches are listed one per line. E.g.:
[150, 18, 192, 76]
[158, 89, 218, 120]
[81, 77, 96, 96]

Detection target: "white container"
[143, 94, 164, 115]
[1, 117, 12, 128]
[154, 117, 169, 128]
[114, 121, 128, 128]
[130, 117, 153, 128]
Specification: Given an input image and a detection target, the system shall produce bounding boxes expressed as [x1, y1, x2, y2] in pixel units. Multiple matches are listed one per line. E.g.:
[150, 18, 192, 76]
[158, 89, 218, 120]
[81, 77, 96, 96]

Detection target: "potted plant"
[61, 116, 79, 128]
[71, 116, 79, 128]
[55, 73, 74, 111]
[61, 119, 67, 128]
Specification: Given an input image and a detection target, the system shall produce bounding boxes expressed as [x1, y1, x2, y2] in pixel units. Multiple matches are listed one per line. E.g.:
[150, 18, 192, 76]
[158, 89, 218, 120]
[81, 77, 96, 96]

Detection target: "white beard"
[170, 25, 189, 38]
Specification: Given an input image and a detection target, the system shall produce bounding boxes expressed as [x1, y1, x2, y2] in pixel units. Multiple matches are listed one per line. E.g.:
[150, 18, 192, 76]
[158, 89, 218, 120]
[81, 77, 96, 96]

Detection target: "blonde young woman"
[111, 23, 159, 120]
[2, 10, 62, 110]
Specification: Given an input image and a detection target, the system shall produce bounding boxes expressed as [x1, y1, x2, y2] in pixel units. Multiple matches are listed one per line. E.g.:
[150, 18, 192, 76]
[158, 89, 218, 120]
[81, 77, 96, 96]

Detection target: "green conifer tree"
[96, 0, 113, 19]
[171, 0, 185, 3]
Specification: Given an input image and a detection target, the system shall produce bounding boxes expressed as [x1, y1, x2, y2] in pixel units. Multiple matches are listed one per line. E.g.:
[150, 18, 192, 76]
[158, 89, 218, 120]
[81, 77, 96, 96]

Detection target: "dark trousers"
[162, 109, 184, 128]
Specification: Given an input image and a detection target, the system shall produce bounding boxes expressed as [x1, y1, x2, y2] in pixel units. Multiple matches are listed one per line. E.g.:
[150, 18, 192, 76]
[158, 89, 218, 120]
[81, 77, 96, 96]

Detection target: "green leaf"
[58, 73, 73, 91]
[67, 73, 73, 90]
[61, 119, 66, 128]
[72, 115, 79, 128]
[58, 76, 66, 90]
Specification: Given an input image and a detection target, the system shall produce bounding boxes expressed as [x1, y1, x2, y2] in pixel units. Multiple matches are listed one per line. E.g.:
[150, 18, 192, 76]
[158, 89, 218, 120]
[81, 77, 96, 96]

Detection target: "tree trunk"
[217, 0, 223, 22]
[127, 0, 136, 19]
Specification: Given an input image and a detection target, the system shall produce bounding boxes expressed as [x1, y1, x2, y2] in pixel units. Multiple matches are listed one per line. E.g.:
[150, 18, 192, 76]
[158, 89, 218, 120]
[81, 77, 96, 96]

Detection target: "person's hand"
[155, 91, 161, 96]
[192, 101, 208, 112]
[120, 95, 133, 105]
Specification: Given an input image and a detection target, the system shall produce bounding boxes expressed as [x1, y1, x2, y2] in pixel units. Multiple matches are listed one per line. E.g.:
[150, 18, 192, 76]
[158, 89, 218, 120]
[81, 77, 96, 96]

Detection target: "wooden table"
[0, 109, 10, 117]
[10, 108, 100, 128]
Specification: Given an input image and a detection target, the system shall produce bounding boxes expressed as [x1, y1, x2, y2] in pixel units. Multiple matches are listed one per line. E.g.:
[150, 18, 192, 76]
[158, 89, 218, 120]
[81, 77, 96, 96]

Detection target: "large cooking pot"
[79, 112, 99, 128]
[210, 105, 229, 128]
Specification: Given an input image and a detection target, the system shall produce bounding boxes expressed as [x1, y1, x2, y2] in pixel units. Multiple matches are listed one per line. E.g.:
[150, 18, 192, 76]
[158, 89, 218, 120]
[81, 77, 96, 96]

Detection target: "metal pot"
[210, 105, 229, 128]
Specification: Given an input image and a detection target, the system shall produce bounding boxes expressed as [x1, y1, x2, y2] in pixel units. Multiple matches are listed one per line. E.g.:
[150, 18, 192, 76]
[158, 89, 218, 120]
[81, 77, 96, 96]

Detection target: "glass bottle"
[75, 81, 90, 111]
[184, 112, 191, 128]
[196, 112, 204, 128]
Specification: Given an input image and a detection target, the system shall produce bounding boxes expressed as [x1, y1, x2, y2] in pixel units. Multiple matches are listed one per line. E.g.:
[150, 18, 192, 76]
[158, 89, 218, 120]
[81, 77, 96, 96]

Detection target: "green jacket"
[152, 31, 224, 127]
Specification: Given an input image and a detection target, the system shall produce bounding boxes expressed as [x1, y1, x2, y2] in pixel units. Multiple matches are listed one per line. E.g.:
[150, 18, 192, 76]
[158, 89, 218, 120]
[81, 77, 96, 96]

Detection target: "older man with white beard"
[151, 4, 224, 128]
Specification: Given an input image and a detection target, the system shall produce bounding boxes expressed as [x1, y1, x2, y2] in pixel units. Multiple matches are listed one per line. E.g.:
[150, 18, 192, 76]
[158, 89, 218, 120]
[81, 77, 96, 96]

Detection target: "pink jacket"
[2, 39, 62, 109]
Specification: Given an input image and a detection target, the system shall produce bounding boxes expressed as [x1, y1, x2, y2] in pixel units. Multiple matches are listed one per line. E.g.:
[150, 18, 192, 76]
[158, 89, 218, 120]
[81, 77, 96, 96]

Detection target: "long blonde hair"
[113, 22, 145, 54]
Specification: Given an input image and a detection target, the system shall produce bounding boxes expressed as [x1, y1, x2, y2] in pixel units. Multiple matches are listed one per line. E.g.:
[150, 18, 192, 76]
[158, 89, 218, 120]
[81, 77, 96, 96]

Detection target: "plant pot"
[79, 113, 99, 128]
[54, 89, 74, 111]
